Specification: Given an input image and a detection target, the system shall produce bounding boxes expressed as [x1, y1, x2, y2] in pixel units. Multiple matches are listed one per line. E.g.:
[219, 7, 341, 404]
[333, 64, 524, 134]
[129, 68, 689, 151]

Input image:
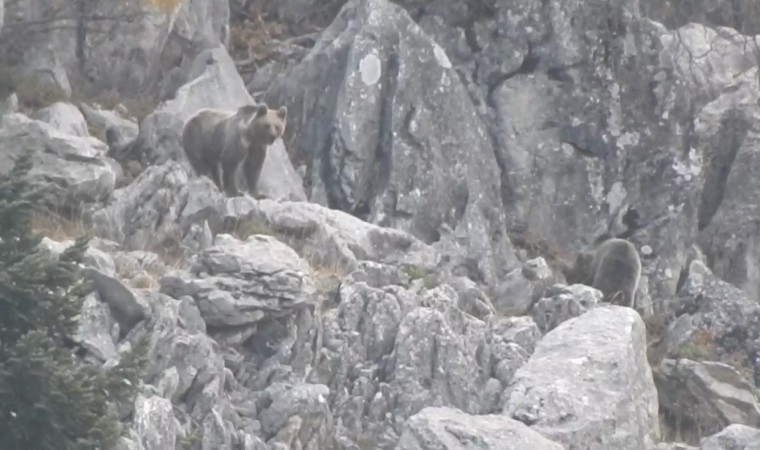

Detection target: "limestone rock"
[395, 406, 565, 450]
[504, 306, 659, 449]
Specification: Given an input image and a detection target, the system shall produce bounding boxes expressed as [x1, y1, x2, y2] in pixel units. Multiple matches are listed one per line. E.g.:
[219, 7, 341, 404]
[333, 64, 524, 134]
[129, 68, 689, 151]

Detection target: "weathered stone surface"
[656, 358, 760, 438]
[258, 382, 333, 448]
[661, 260, 760, 386]
[504, 306, 659, 450]
[395, 406, 565, 450]
[83, 267, 147, 334]
[32, 101, 89, 137]
[6, 0, 229, 95]
[134, 395, 176, 450]
[530, 284, 601, 333]
[88, 161, 224, 251]
[699, 424, 760, 450]
[265, 0, 517, 293]
[73, 293, 118, 362]
[160, 233, 315, 330]
[0, 112, 116, 207]
[224, 197, 441, 273]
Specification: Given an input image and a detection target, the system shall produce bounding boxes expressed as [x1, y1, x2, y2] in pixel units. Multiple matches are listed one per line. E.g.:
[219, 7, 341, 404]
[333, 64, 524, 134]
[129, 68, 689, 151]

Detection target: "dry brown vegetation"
[30, 208, 88, 242]
[508, 229, 576, 280]
[229, 3, 289, 75]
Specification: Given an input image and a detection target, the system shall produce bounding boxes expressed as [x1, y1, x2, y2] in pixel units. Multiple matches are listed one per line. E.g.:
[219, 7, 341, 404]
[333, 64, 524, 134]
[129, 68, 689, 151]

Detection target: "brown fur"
[573, 237, 641, 308]
[181, 104, 287, 196]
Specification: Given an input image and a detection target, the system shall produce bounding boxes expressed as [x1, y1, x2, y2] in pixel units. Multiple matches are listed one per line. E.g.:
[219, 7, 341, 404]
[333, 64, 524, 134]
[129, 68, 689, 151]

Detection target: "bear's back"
[590, 238, 641, 307]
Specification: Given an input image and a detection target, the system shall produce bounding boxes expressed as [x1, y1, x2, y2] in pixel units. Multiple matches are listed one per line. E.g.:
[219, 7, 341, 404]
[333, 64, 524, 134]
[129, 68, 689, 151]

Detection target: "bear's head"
[240, 104, 288, 145]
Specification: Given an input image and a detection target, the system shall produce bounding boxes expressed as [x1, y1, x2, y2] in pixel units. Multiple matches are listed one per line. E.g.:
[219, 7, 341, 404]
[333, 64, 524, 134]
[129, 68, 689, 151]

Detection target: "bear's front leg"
[210, 163, 224, 192]
[221, 159, 241, 197]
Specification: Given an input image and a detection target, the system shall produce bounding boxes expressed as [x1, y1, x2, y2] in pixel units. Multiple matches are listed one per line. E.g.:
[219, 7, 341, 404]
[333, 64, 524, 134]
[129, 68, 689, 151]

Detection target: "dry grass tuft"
[30, 209, 87, 241]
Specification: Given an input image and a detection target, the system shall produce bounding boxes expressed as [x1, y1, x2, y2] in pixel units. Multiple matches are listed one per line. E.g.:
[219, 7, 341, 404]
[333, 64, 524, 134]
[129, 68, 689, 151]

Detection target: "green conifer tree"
[0, 151, 148, 450]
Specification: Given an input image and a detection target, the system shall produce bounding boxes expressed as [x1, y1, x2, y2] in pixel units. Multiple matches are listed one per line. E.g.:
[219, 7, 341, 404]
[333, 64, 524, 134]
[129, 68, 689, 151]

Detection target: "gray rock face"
[265, 0, 517, 292]
[395, 406, 564, 450]
[656, 358, 760, 438]
[79, 103, 139, 146]
[73, 293, 118, 362]
[88, 161, 224, 251]
[134, 395, 176, 450]
[688, 27, 760, 302]
[662, 260, 760, 386]
[700, 424, 760, 450]
[504, 306, 659, 450]
[31, 102, 89, 137]
[84, 267, 147, 336]
[0, 112, 116, 208]
[530, 284, 601, 333]
[6, 0, 228, 95]
[224, 197, 441, 273]
[160, 233, 315, 333]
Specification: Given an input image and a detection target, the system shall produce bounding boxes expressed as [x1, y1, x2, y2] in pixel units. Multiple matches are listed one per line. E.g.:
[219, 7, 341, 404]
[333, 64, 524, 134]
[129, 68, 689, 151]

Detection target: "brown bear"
[563, 237, 642, 308]
[181, 103, 287, 197]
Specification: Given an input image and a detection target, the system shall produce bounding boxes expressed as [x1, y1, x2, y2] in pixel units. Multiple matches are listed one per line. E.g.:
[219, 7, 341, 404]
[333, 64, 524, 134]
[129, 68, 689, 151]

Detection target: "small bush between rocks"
[30, 208, 87, 242]
[402, 264, 439, 289]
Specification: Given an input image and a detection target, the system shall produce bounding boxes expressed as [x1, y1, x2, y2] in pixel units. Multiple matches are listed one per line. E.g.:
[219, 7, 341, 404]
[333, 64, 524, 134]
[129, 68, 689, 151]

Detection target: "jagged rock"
[656, 358, 760, 437]
[134, 395, 176, 450]
[395, 406, 564, 450]
[160, 234, 315, 331]
[390, 294, 491, 429]
[88, 161, 224, 251]
[38, 237, 117, 277]
[652, 444, 697, 450]
[504, 306, 659, 449]
[258, 382, 333, 447]
[136, 46, 305, 202]
[265, 0, 518, 292]
[201, 408, 233, 450]
[487, 316, 540, 390]
[530, 284, 601, 333]
[445, 276, 496, 321]
[662, 260, 760, 385]
[10, 0, 228, 95]
[79, 103, 139, 145]
[83, 245, 117, 276]
[699, 424, 760, 450]
[0, 112, 116, 207]
[224, 198, 441, 274]
[494, 258, 554, 315]
[73, 293, 118, 362]
[83, 267, 147, 335]
[31, 101, 89, 137]
[139, 292, 225, 419]
[685, 28, 760, 302]
[116, 435, 145, 450]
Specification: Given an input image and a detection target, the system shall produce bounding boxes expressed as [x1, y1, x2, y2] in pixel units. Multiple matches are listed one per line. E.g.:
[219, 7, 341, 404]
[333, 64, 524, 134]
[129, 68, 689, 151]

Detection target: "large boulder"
[504, 306, 659, 449]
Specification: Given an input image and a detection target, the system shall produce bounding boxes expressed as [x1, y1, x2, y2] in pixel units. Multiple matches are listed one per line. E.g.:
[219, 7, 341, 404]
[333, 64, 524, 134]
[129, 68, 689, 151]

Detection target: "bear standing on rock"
[563, 237, 642, 308]
[181, 103, 287, 197]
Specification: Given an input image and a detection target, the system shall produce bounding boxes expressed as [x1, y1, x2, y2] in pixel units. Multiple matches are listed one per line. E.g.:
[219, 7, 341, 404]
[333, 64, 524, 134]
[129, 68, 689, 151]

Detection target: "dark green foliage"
[0, 150, 148, 450]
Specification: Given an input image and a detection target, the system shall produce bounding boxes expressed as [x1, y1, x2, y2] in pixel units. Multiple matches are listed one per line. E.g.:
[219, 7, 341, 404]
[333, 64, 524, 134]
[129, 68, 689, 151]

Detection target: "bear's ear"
[276, 106, 287, 120]
[255, 104, 268, 117]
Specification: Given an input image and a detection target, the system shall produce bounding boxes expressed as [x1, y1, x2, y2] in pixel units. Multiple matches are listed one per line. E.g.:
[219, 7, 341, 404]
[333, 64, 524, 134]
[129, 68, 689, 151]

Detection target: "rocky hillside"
[2, 0, 760, 448]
